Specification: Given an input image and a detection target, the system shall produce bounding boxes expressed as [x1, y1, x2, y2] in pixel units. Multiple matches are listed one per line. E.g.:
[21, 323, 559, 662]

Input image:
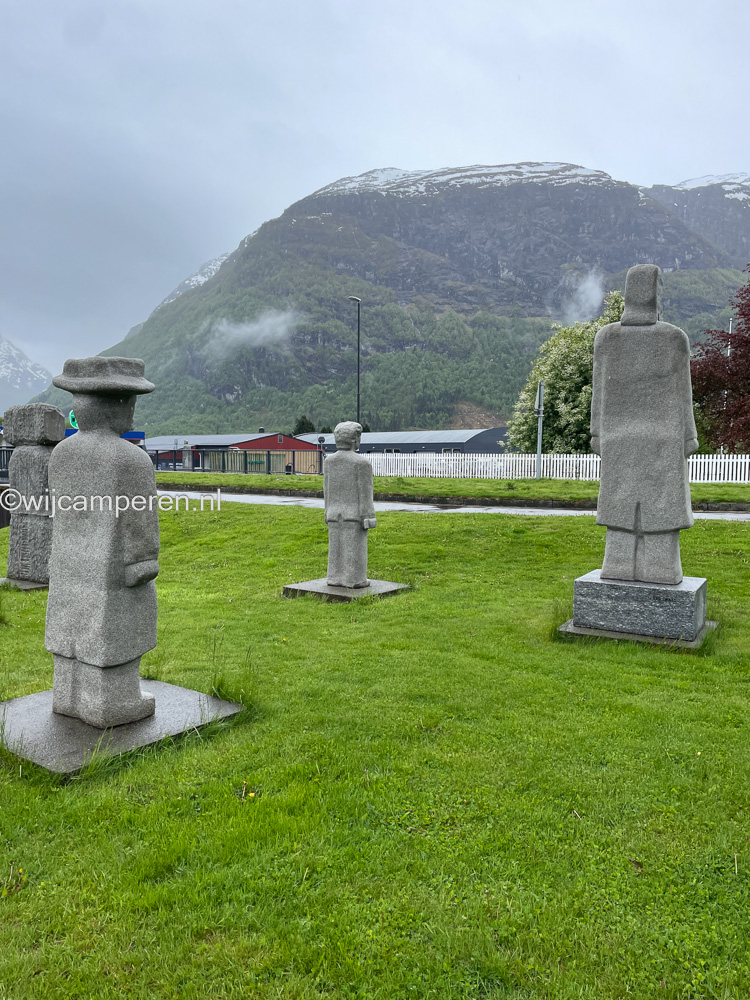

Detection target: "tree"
[292, 414, 315, 435]
[319, 425, 333, 434]
[690, 265, 750, 451]
[506, 291, 624, 453]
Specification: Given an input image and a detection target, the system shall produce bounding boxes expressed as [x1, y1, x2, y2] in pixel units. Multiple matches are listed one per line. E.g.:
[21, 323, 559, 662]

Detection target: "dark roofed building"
[296, 428, 507, 455]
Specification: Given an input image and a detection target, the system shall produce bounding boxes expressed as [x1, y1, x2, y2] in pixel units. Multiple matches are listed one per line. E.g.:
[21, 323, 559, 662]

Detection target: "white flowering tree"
[506, 290, 624, 453]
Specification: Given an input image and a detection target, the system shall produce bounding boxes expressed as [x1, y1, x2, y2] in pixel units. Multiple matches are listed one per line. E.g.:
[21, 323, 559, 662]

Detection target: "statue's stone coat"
[3, 403, 65, 584]
[45, 430, 159, 666]
[590, 264, 699, 585]
[324, 422, 376, 589]
[592, 321, 696, 533]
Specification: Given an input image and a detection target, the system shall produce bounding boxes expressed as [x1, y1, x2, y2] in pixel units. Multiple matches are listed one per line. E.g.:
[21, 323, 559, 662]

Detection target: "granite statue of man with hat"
[45, 357, 159, 728]
[590, 264, 698, 585]
[324, 421, 377, 588]
[562, 264, 711, 646]
[2, 403, 65, 588]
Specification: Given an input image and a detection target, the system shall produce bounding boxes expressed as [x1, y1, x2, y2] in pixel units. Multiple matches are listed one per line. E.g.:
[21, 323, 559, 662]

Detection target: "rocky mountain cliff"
[35, 163, 749, 435]
[0, 336, 52, 417]
[647, 173, 750, 268]
[297, 163, 737, 314]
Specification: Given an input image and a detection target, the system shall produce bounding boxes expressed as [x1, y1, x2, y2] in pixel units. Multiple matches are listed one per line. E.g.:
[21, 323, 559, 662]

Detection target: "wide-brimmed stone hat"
[53, 357, 155, 395]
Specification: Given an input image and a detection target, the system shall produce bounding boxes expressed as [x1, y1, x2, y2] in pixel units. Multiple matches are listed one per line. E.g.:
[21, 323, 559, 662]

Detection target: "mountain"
[0, 336, 52, 416]
[647, 173, 750, 268]
[35, 163, 749, 435]
[122, 253, 233, 342]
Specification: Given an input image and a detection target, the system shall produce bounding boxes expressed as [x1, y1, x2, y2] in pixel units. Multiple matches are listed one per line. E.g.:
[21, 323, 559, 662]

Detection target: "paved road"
[158, 490, 750, 521]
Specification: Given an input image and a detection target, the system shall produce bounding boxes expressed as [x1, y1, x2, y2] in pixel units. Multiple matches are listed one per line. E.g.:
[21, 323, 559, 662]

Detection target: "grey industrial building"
[296, 427, 507, 454]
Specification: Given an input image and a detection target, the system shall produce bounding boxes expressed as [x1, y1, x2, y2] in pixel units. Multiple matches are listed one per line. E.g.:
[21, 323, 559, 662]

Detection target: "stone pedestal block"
[0, 681, 242, 774]
[283, 578, 409, 603]
[571, 569, 707, 641]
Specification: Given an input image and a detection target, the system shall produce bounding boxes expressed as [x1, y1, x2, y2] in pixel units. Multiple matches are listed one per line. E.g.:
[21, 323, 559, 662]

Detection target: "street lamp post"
[348, 295, 361, 424]
[533, 381, 544, 481]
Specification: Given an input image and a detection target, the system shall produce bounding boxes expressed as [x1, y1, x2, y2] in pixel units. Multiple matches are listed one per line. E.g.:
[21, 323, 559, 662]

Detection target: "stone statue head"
[52, 357, 154, 436]
[621, 264, 662, 326]
[334, 421, 362, 452]
[72, 394, 137, 435]
[3, 404, 66, 446]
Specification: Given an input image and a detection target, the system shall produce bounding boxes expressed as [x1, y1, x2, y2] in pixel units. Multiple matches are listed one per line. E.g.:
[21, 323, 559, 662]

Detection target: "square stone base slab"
[573, 569, 707, 641]
[558, 617, 717, 649]
[0, 680, 242, 774]
[0, 577, 47, 591]
[283, 578, 409, 603]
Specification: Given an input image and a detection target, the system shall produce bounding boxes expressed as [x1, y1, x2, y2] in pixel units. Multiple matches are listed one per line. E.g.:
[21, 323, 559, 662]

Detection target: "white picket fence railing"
[365, 451, 750, 483]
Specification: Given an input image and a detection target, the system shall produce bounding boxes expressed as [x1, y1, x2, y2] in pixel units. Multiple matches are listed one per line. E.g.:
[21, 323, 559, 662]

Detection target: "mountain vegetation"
[506, 291, 624, 453]
[33, 164, 750, 436]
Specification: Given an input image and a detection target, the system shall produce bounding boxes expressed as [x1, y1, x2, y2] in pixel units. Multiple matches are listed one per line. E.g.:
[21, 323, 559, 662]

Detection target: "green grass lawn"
[2, 506, 750, 999]
[155, 471, 750, 506]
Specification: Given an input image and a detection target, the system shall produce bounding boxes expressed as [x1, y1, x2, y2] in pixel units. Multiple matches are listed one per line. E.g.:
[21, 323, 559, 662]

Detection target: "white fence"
[365, 452, 750, 484]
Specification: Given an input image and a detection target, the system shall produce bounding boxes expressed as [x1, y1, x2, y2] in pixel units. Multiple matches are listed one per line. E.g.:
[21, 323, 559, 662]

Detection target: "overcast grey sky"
[2, 0, 747, 374]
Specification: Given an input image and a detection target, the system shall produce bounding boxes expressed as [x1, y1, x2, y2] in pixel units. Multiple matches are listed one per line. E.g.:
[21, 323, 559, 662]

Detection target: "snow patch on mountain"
[675, 173, 750, 191]
[0, 336, 52, 411]
[152, 252, 232, 314]
[314, 162, 619, 198]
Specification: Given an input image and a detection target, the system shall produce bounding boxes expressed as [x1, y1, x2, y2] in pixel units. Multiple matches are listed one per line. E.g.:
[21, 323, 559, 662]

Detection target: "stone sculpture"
[324, 421, 377, 588]
[45, 357, 159, 728]
[2, 403, 65, 587]
[590, 264, 698, 584]
[561, 264, 712, 646]
[283, 419, 406, 601]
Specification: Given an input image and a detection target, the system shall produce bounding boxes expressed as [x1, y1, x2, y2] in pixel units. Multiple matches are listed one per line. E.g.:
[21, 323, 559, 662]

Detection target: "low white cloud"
[562, 271, 604, 324]
[204, 309, 302, 359]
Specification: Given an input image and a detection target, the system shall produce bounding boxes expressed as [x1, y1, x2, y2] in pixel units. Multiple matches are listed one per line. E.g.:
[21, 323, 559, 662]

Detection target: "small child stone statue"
[591, 264, 699, 584]
[324, 421, 377, 588]
[45, 357, 159, 728]
[3, 403, 65, 586]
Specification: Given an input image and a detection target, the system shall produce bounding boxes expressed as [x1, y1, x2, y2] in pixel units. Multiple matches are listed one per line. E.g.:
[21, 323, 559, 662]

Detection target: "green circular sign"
[69, 410, 78, 429]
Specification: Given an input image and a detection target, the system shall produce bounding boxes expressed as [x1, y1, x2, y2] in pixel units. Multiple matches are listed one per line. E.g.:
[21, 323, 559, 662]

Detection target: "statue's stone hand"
[124, 559, 159, 587]
[685, 437, 699, 457]
[363, 517, 377, 530]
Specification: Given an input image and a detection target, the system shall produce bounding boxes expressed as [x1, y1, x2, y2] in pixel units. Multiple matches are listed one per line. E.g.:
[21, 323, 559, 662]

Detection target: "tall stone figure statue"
[324, 421, 377, 588]
[45, 357, 159, 728]
[591, 264, 698, 585]
[2, 403, 65, 587]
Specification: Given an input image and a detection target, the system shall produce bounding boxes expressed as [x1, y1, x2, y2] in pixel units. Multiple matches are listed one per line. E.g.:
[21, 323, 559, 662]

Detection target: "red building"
[145, 432, 321, 474]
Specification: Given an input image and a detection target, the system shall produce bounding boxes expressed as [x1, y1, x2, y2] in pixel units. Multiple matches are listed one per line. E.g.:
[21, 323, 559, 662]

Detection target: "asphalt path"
[158, 490, 750, 521]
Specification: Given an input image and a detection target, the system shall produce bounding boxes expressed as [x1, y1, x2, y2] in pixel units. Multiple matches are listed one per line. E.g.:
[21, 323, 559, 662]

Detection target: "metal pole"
[357, 298, 361, 424]
[348, 295, 362, 424]
[535, 381, 544, 481]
